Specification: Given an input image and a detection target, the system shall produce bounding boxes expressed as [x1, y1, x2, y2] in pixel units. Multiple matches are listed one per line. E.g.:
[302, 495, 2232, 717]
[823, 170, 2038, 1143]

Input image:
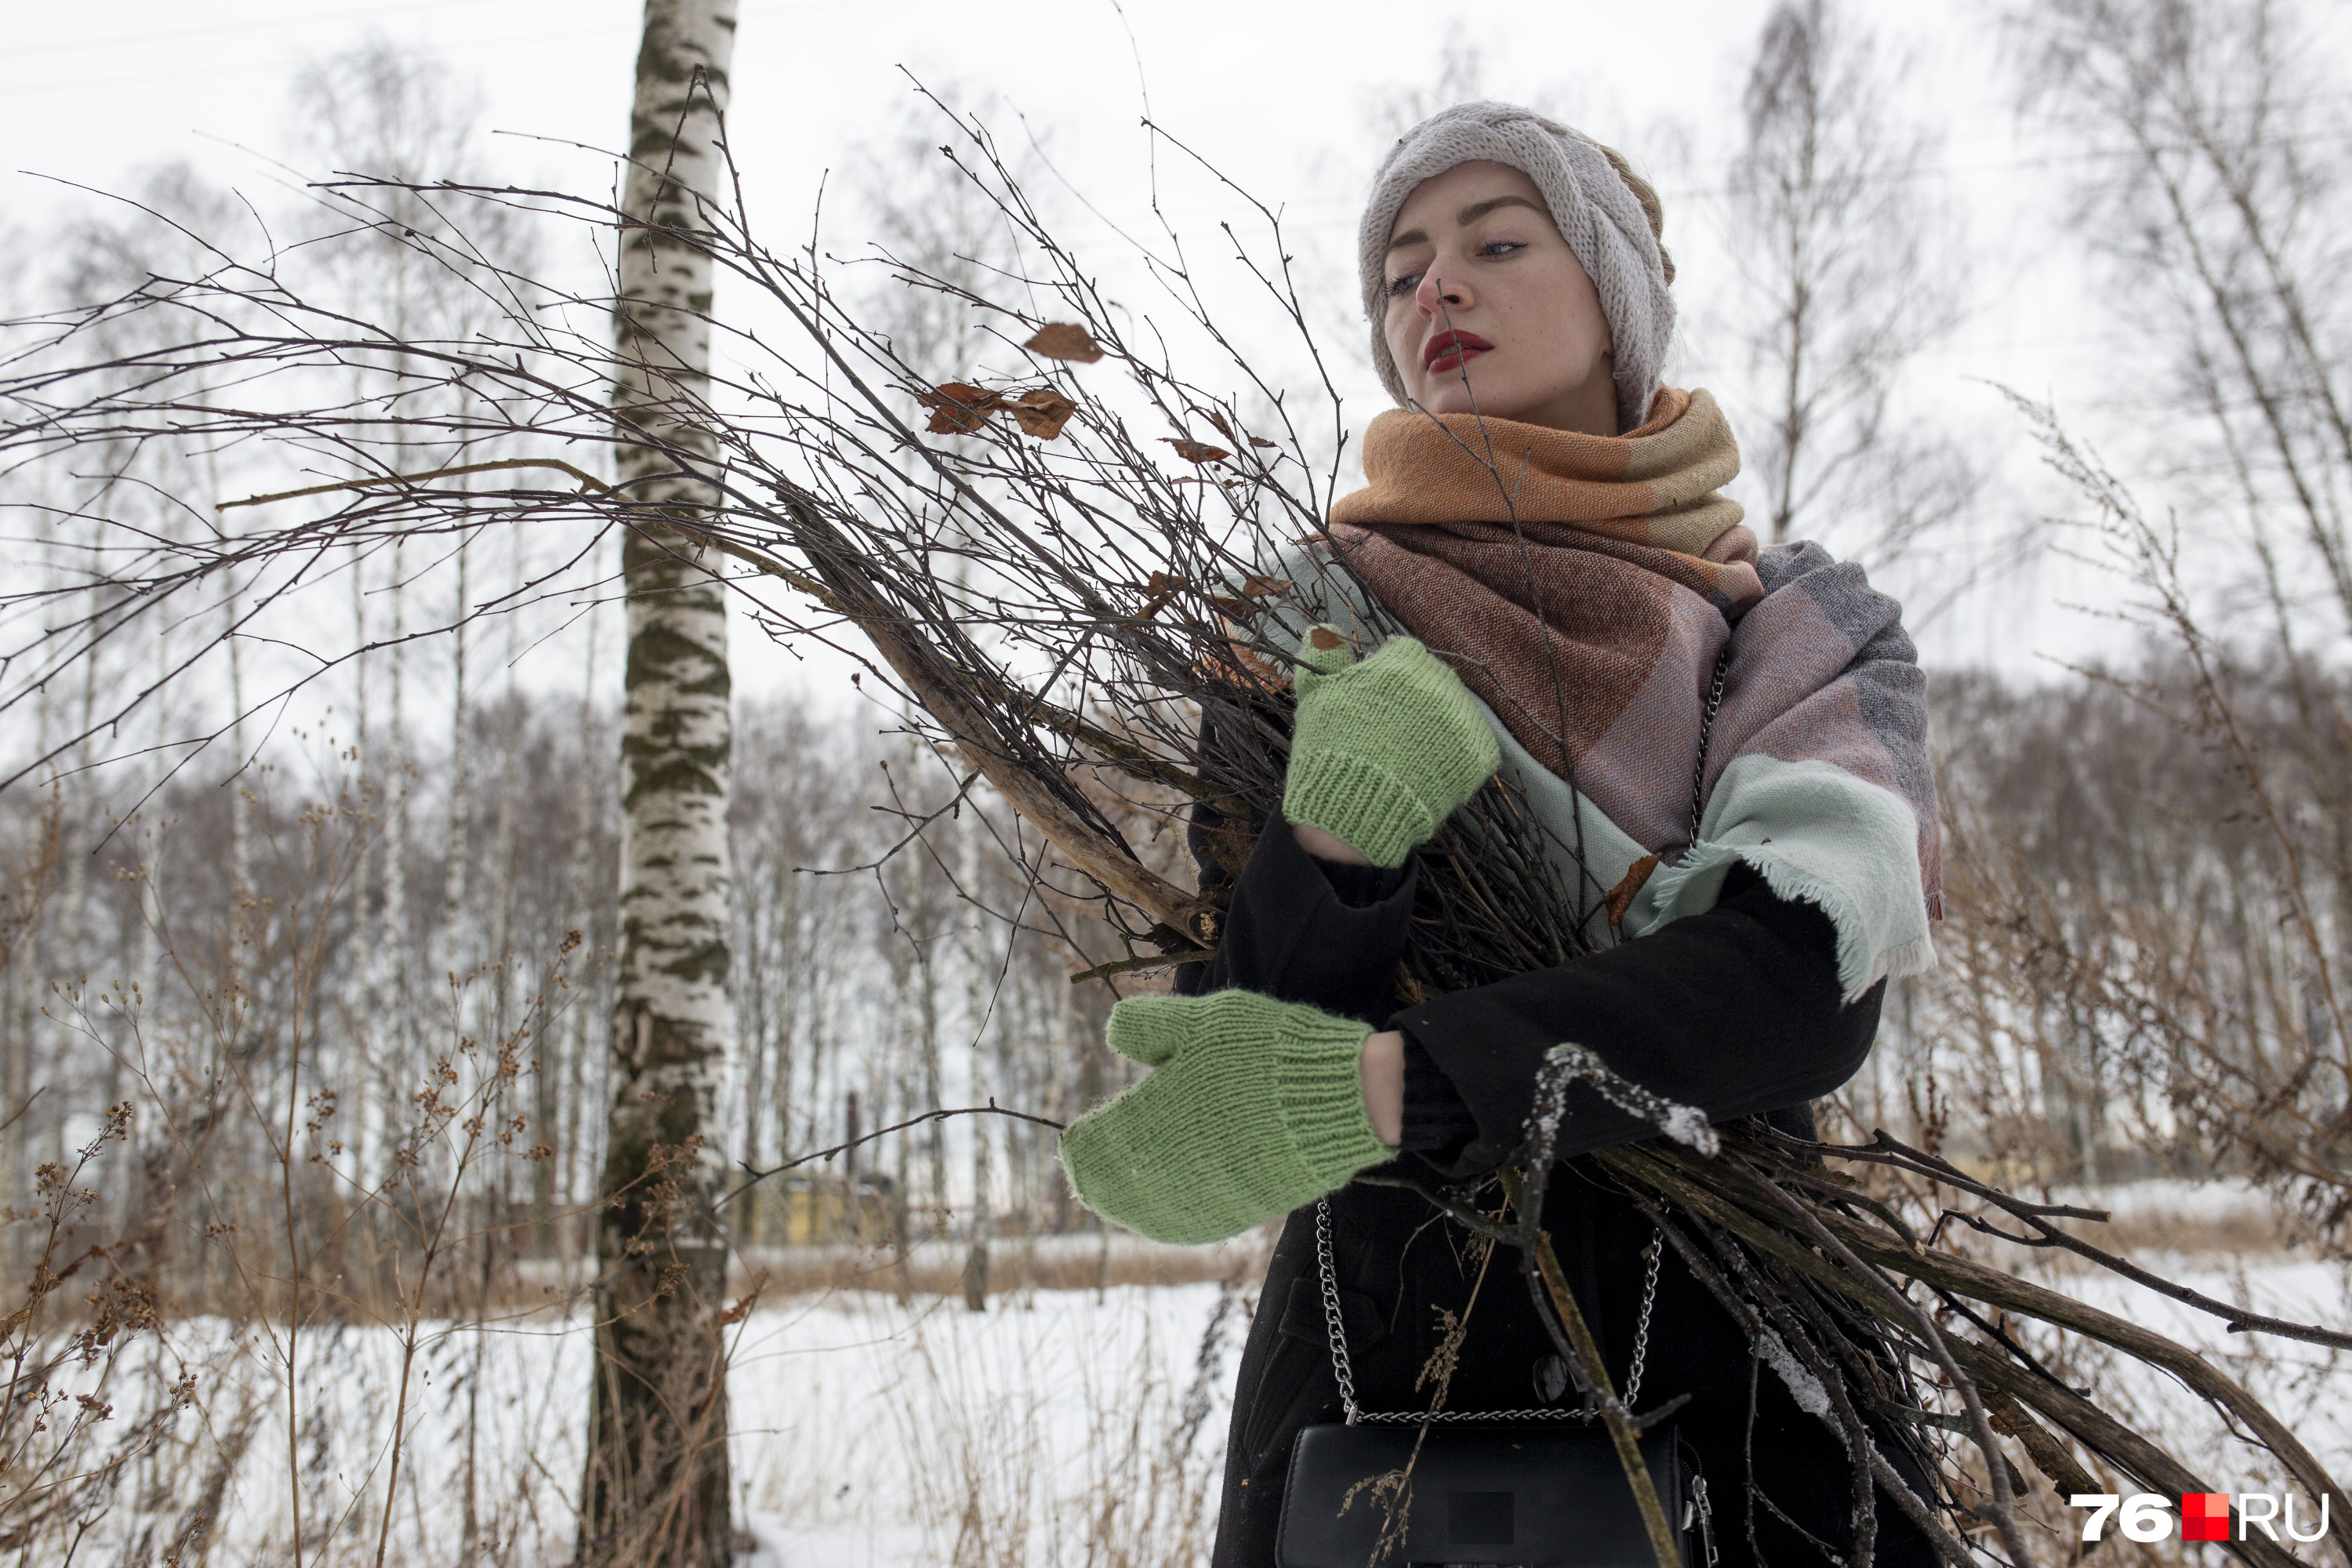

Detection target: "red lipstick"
[1423, 329, 1492, 376]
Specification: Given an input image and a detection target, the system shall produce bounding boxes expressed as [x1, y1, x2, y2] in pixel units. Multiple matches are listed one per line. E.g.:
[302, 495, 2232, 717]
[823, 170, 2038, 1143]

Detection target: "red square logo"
[2183, 1493, 2231, 1542]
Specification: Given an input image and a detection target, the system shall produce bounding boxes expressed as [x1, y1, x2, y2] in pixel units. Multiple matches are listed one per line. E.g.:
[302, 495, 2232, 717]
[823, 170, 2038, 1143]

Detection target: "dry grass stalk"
[2, 89, 2347, 1568]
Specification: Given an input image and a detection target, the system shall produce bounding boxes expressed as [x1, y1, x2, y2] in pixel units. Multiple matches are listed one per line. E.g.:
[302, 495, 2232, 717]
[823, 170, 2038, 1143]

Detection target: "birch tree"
[578, 2, 740, 1563]
[1720, 0, 1987, 608]
[2015, 0, 2352, 634]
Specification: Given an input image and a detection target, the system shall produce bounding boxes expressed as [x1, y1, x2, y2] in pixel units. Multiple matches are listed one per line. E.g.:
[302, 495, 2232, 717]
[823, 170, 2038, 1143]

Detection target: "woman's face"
[1380, 161, 1618, 436]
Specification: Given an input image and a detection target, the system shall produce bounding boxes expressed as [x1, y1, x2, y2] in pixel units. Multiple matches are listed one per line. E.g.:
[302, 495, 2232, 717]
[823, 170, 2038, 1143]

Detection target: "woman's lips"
[1422, 329, 1493, 376]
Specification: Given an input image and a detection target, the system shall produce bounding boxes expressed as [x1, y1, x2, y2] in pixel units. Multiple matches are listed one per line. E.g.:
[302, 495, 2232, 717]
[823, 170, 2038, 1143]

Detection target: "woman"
[1059, 102, 1944, 1566]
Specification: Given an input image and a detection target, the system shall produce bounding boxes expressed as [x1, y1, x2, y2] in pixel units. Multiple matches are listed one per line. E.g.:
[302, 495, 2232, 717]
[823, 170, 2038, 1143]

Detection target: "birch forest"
[2, 1, 2350, 1564]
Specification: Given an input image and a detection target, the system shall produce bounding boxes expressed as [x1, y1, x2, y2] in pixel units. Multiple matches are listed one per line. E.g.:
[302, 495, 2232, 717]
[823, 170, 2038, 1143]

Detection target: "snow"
[2020, 1254, 2352, 1494]
[34, 1278, 1246, 1566]
[730, 1281, 1244, 1567]
[28, 1195, 2350, 1564]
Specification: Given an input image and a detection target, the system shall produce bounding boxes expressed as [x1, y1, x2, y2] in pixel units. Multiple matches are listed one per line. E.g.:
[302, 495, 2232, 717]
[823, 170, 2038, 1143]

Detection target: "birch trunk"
[380, 559, 411, 1181]
[579, 2, 739, 1563]
[959, 804, 990, 1310]
[345, 544, 371, 1181]
[441, 534, 470, 978]
[547, 604, 601, 1256]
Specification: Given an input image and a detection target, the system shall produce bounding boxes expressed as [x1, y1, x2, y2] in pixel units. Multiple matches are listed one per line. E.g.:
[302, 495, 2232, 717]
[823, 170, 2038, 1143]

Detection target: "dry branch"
[2, 93, 2340, 1568]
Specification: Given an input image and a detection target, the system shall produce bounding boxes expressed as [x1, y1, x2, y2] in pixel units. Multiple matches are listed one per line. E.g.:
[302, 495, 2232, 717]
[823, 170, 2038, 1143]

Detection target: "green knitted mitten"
[1057, 990, 1390, 1245]
[1282, 626, 1501, 867]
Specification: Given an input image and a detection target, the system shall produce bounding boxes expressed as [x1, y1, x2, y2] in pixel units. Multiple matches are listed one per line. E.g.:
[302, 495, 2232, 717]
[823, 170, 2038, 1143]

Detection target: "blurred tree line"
[2, 0, 2350, 1312]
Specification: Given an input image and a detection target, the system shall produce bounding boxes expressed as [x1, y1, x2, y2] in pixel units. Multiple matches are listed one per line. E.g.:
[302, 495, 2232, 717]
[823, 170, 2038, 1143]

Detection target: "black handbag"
[1275, 1201, 1712, 1568]
[1279, 1421, 1700, 1568]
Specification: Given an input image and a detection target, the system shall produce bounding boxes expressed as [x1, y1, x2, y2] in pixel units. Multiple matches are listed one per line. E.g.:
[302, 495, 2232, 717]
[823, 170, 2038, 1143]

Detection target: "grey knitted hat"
[1359, 102, 1675, 434]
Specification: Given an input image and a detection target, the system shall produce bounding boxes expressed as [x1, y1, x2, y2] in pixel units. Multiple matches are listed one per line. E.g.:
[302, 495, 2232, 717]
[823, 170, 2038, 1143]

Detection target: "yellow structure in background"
[731, 1173, 898, 1247]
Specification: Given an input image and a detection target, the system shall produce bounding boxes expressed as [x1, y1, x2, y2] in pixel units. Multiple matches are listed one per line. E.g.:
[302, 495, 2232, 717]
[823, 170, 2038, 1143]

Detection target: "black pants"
[1210, 1178, 1942, 1568]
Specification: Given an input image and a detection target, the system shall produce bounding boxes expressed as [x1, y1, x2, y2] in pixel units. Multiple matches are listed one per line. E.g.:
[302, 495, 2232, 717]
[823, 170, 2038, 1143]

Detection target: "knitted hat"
[1359, 101, 1675, 434]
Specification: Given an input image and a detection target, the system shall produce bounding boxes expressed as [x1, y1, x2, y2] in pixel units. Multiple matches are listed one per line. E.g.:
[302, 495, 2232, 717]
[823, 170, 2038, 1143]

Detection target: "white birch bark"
[224, 565, 250, 906]
[440, 535, 470, 977]
[345, 543, 371, 1179]
[380, 559, 410, 1175]
[959, 802, 991, 1310]
[555, 604, 601, 1250]
[580, 2, 739, 1560]
[608, 0, 737, 1164]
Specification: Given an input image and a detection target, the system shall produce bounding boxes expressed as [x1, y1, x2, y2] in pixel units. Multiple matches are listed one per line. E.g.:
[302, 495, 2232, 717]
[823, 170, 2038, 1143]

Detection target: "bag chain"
[1689, 644, 1730, 845]
[1317, 1196, 1661, 1425]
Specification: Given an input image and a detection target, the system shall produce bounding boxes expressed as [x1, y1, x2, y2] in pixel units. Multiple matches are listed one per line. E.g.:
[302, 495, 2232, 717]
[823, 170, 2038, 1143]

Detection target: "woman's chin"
[1409, 376, 1538, 423]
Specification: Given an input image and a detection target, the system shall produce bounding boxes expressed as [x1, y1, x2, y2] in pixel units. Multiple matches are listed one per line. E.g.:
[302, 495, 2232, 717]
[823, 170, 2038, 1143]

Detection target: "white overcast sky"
[6, 0, 2278, 725]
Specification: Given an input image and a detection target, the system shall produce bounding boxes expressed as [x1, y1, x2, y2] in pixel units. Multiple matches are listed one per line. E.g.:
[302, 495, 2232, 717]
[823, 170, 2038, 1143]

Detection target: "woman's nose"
[1416, 268, 1468, 318]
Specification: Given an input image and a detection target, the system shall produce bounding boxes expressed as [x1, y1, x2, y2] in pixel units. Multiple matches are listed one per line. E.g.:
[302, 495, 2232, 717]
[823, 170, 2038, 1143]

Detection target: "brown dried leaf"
[1203, 409, 1235, 440]
[1161, 437, 1231, 465]
[1249, 436, 1278, 448]
[1213, 579, 1294, 619]
[916, 382, 1001, 435]
[1604, 853, 1664, 927]
[1125, 570, 1183, 622]
[1023, 322, 1105, 363]
[1011, 387, 1078, 440]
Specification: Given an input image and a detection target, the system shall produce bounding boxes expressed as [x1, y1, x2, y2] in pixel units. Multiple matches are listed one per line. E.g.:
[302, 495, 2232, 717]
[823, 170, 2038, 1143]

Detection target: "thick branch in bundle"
[1607, 1138, 2350, 1568]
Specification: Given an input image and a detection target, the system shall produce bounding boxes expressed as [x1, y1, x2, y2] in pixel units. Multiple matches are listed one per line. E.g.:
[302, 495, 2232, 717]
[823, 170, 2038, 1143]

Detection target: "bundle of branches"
[2, 100, 2344, 1568]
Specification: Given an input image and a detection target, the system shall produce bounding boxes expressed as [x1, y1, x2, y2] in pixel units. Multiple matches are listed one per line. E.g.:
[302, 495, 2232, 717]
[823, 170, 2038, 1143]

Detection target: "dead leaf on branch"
[1198, 409, 1281, 452]
[1124, 569, 1286, 624]
[1210, 574, 1299, 623]
[1127, 570, 1182, 622]
[916, 382, 1002, 435]
[916, 382, 1079, 441]
[1023, 322, 1105, 363]
[1011, 387, 1078, 440]
[1162, 438, 1231, 465]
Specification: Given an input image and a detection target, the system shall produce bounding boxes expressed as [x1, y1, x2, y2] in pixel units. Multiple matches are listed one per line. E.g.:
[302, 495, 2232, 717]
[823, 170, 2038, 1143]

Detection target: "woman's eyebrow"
[1387, 194, 1548, 254]
[1457, 194, 1544, 226]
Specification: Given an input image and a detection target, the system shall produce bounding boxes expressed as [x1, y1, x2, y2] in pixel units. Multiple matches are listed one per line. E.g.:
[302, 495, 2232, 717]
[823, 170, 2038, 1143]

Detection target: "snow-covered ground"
[25, 1276, 1247, 1566]
[1987, 1196, 2352, 1498]
[734, 1281, 1244, 1568]
[23, 1185, 2350, 1566]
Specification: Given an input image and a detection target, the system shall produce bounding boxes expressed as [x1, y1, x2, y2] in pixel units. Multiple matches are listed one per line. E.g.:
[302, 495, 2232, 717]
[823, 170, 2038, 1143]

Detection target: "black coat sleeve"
[1392, 864, 1885, 1178]
[1175, 810, 1417, 1028]
[1172, 718, 1879, 1176]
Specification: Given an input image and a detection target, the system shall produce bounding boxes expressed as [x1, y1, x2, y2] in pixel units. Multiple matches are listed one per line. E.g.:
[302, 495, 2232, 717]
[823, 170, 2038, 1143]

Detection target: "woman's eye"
[1480, 240, 1526, 258]
[1385, 270, 1422, 298]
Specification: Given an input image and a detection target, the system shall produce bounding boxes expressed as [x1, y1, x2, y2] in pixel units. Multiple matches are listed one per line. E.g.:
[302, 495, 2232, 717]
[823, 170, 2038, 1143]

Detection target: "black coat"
[1185, 815, 1938, 1568]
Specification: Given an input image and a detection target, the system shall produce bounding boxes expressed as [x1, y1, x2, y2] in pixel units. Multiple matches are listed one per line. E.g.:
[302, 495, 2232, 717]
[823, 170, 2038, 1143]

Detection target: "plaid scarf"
[1288, 387, 1940, 995]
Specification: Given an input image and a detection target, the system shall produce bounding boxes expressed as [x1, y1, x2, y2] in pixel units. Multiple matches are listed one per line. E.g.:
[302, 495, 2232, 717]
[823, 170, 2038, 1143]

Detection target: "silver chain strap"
[1317, 1197, 1662, 1425]
[1688, 644, 1731, 846]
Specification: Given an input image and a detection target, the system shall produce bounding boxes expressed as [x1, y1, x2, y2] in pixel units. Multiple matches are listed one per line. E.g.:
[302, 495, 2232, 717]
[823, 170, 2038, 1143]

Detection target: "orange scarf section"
[1328, 387, 1760, 608]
